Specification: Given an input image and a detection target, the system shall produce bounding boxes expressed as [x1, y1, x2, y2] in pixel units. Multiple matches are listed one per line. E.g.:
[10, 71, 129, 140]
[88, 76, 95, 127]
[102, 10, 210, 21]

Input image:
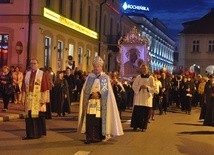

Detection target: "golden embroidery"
[25, 70, 43, 118]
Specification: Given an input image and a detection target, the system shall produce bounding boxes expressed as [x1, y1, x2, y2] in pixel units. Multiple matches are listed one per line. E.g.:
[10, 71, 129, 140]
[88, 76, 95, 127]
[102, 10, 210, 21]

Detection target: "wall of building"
[137, 16, 175, 73]
[0, 0, 100, 73]
[0, 0, 176, 75]
[179, 33, 214, 75]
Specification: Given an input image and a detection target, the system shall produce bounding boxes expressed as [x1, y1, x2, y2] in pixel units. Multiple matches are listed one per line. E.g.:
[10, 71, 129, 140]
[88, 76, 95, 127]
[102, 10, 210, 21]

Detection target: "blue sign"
[122, 2, 149, 13]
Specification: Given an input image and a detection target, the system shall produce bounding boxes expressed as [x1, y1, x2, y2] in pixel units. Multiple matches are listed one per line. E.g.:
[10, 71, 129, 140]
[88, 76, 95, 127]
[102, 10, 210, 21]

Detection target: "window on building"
[57, 41, 63, 70]
[123, 25, 126, 35]
[110, 18, 113, 36]
[78, 47, 83, 64]
[80, 1, 83, 24]
[192, 40, 200, 52]
[86, 49, 91, 66]
[68, 44, 74, 57]
[70, 0, 74, 19]
[0, 34, 9, 68]
[95, 10, 98, 31]
[59, 0, 63, 15]
[88, 5, 91, 28]
[120, 24, 123, 35]
[44, 37, 51, 68]
[117, 23, 119, 35]
[208, 40, 214, 52]
[103, 15, 106, 35]
[45, 0, 50, 8]
[0, 0, 11, 3]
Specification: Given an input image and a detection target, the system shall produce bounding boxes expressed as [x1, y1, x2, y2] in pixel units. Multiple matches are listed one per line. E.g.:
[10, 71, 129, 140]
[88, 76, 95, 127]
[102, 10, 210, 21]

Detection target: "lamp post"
[98, 0, 107, 56]
[26, 0, 32, 67]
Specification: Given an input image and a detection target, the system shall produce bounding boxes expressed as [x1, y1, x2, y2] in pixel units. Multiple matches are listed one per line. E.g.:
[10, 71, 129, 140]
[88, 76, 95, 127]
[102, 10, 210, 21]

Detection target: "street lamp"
[26, 0, 32, 68]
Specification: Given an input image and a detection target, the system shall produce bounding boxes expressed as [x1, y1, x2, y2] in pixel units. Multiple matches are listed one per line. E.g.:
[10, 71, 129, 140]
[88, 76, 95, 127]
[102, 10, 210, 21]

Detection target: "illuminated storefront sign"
[43, 8, 98, 39]
[122, 2, 149, 12]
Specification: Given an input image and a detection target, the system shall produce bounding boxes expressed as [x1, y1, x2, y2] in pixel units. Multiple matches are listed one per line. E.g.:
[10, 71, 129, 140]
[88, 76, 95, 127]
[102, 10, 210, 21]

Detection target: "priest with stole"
[78, 56, 124, 144]
[21, 58, 50, 140]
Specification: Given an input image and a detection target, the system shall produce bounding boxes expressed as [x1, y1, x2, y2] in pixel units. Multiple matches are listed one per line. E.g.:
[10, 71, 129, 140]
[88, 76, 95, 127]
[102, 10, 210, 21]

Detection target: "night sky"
[122, 0, 214, 43]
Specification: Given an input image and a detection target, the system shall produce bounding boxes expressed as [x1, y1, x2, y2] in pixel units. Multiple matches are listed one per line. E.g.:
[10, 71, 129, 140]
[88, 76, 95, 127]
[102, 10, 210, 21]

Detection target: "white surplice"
[132, 75, 155, 107]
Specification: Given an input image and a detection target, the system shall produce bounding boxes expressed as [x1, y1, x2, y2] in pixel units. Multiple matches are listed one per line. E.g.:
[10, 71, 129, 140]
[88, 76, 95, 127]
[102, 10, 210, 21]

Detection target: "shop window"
[0, 0, 11, 3]
[0, 34, 9, 68]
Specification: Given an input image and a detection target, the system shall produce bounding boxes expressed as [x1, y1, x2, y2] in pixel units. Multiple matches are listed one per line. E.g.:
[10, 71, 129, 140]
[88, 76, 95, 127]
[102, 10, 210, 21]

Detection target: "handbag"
[4, 84, 15, 95]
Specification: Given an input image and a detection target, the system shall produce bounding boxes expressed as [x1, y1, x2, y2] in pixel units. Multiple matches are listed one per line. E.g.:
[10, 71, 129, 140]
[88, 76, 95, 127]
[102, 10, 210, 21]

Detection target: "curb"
[0, 102, 79, 123]
[0, 113, 25, 122]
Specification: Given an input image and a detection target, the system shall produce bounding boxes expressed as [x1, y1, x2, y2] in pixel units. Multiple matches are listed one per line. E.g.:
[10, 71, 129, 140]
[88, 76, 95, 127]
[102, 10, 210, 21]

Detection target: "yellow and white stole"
[25, 69, 43, 118]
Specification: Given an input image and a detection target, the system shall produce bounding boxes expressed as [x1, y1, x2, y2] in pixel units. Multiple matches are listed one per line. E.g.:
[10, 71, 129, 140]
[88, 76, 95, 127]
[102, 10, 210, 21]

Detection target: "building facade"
[129, 15, 175, 73]
[178, 9, 214, 75]
[0, 0, 139, 73]
[0, 0, 100, 72]
[0, 0, 175, 75]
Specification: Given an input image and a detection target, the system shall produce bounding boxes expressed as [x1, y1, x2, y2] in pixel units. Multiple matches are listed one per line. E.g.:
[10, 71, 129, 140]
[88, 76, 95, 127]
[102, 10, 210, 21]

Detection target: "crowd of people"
[0, 66, 23, 111]
[0, 57, 214, 144]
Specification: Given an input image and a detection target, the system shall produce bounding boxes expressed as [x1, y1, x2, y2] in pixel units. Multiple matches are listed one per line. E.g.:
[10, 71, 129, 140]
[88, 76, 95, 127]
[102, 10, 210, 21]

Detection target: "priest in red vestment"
[21, 58, 50, 140]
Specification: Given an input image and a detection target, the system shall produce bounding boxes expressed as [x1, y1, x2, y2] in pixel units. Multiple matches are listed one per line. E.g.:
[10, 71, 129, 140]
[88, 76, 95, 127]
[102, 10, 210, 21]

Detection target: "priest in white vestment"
[78, 56, 124, 144]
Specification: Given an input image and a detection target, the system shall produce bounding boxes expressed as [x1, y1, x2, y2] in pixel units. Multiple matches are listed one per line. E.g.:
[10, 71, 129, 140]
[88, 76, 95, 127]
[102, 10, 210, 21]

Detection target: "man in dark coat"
[64, 67, 76, 102]
[203, 74, 214, 126]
